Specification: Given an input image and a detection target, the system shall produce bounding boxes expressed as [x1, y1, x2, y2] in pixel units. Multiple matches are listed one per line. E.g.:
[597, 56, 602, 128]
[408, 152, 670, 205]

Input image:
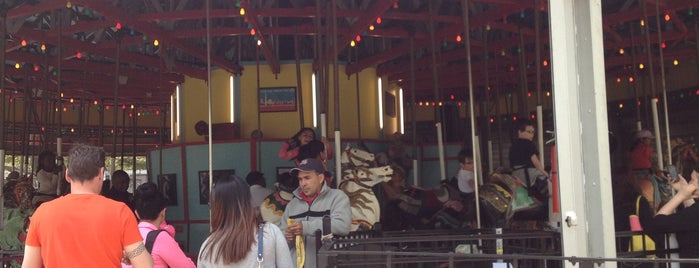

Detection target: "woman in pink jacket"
[123, 182, 195, 268]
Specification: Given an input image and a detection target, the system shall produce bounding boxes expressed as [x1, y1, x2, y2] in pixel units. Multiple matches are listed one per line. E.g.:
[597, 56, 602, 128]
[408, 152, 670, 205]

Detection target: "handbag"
[628, 195, 656, 258]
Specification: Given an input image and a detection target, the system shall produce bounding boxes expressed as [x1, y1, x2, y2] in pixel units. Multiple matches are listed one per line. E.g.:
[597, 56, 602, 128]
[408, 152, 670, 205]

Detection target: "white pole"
[651, 100, 663, 170]
[436, 123, 446, 181]
[334, 131, 341, 187]
[412, 159, 419, 186]
[487, 140, 493, 174]
[473, 136, 481, 229]
[320, 113, 327, 137]
[662, 90, 672, 165]
[56, 137, 62, 156]
[536, 105, 544, 165]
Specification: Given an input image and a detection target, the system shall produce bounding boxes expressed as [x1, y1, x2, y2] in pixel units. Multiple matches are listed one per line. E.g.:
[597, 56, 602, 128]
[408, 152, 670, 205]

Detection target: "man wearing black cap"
[280, 158, 350, 268]
[246, 171, 273, 207]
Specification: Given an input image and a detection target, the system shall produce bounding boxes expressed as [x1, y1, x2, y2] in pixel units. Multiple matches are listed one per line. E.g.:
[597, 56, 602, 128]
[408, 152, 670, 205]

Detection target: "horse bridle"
[344, 148, 371, 167]
[340, 167, 376, 189]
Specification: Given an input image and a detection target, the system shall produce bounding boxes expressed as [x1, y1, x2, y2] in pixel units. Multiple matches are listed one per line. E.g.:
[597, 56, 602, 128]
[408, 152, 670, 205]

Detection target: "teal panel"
[189, 223, 211, 254]
[186, 142, 252, 221]
[258, 141, 295, 187]
[418, 144, 462, 187]
[149, 146, 185, 220]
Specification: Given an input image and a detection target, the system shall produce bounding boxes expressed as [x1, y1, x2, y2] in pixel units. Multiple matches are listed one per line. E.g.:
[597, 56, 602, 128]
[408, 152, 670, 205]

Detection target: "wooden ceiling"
[2, 0, 698, 106]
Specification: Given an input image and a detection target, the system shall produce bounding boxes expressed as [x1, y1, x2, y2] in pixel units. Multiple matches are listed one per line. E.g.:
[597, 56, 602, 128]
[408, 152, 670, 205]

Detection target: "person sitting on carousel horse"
[32, 150, 61, 207]
[628, 129, 658, 180]
[509, 120, 548, 192]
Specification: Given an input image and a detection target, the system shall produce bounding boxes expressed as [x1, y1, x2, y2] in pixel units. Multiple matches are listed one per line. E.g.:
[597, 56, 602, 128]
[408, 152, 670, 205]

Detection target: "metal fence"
[317, 228, 697, 268]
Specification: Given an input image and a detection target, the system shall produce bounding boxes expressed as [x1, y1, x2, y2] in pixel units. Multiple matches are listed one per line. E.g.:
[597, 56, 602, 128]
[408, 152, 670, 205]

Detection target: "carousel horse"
[339, 165, 393, 231]
[338, 144, 394, 231]
[341, 144, 375, 167]
[478, 172, 545, 228]
[260, 173, 299, 227]
[381, 172, 546, 230]
[390, 179, 467, 229]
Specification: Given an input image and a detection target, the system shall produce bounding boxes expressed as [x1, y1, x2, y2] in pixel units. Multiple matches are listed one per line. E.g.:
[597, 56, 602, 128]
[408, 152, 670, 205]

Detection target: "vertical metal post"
[548, 0, 616, 266]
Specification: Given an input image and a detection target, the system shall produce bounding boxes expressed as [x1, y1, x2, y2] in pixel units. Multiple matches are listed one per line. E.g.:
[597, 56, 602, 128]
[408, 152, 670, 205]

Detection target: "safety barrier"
[318, 228, 693, 268]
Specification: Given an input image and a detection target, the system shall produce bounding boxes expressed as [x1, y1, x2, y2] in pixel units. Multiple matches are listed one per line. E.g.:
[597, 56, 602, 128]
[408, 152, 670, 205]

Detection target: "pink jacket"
[122, 221, 195, 268]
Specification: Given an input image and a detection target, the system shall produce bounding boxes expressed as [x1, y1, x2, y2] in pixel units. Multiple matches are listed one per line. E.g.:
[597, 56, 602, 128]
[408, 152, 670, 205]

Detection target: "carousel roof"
[2, 0, 698, 105]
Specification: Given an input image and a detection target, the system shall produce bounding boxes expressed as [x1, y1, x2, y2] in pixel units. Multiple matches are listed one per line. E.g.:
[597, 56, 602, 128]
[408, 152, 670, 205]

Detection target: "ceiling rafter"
[240, 0, 280, 74]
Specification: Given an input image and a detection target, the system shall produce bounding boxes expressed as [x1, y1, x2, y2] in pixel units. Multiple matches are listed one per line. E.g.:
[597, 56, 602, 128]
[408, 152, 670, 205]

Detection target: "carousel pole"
[495, 65, 503, 166]
[158, 46, 165, 177]
[518, 27, 529, 120]
[428, 0, 446, 181]
[483, 28, 493, 174]
[354, 46, 362, 141]
[206, 0, 213, 226]
[314, 0, 322, 130]
[461, 0, 481, 229]
[654, 0, 671, 166]
[56, 10, 63, 162]
[120, 107, 126, 170]
[294, 34, 305, 127]
[132, 106, 137, 191]
[111, 33, 121, 176]
[255, 38, 262, 169]
[534, 0, 545, 165]
[630, 23, 642, 130]
[21, 69, 29, 175]
[409, 36, 418, 186]
[0, 9, 7, 230]
[331, 0, 342, 187]
[641, 0, 663, 170]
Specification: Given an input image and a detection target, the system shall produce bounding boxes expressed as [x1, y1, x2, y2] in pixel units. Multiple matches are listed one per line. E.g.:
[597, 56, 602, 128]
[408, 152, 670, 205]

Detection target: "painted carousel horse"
[340, 165, 393, 231]
[479, 172, 545, 228]
[380, 177, 467, 230]
[260, 173, 299, 226]
[341, 143, 375, 167]
[339, 144, 394, 231]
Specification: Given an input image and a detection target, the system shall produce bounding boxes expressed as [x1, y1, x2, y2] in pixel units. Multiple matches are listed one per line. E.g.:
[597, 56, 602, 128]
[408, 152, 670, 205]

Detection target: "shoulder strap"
[257, 222, 265, 263]
[145, 229, 166, 253]
[635, 195, 642, 215]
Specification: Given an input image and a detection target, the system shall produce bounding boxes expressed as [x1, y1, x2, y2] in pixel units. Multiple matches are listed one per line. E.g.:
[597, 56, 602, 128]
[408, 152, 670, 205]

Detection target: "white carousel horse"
[339, 165, 393, 231]
[341, 144, 375, 167]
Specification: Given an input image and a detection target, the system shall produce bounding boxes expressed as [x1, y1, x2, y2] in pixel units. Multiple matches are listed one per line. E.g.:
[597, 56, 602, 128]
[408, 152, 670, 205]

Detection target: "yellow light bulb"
[153, 40, 159, 46]
[674, 59, 679, 66]
[350, 40, 356, 47]
[14, 63, 19, 69]
[640, 20, 645, 26]
[369, 25, 375, 31]
[240, 8, 245, 15]
[619, 48, 624, 55]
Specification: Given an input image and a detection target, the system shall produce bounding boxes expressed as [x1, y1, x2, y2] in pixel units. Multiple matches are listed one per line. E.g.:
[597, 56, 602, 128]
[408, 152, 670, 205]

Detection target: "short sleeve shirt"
[26, 194, 142, 268]
[509, 138, 539, 168]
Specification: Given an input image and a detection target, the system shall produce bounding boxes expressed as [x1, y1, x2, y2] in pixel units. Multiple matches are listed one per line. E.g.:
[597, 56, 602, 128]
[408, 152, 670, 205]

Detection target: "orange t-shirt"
[25, 194, 142, 268]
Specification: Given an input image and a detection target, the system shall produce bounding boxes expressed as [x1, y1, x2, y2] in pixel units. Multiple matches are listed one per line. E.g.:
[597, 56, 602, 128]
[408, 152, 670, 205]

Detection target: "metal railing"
[316, 228, 695, 268]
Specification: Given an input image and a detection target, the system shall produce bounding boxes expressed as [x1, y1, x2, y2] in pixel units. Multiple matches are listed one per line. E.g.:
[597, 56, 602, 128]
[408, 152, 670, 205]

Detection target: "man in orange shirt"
[22, 144, 153, 268]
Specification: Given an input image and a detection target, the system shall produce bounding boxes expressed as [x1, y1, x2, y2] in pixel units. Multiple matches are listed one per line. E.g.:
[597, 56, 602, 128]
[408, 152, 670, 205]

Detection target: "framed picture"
[158, 174, 177, 206]
[198, 169, 236, 204]
[259, 87, 297, 112]
[277, 167, 294, 177]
